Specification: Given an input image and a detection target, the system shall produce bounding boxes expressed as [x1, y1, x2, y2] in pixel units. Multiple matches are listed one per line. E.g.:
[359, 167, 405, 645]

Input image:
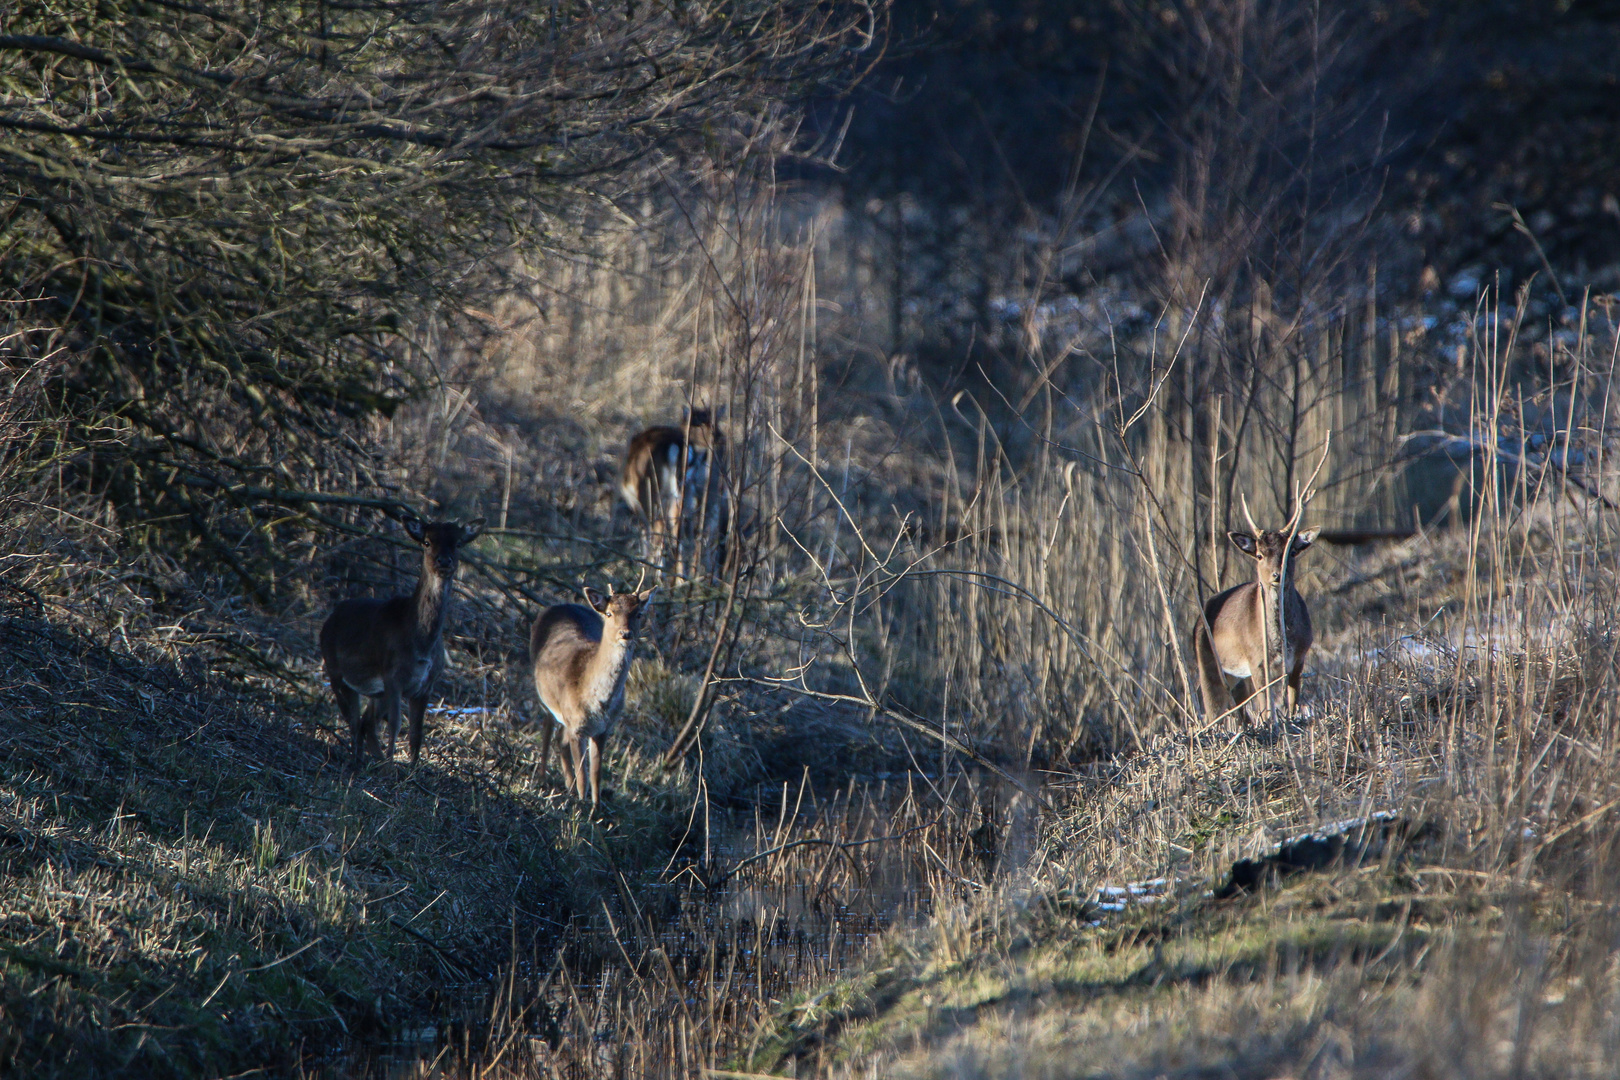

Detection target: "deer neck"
[583, 626, 636, 712]
[1252, 577, 1299, 666]
[411, 565, 453, 649]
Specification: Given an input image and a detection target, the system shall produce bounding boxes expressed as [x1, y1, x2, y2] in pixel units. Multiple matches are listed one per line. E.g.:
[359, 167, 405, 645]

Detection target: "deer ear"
[636, 586, 658, 604]
[1291, 527, 1320, 552]
[403, 517, 426, 543]
[583, 587, 609, 613]
[460, 517, 485, 543]
[1228, 531, 1260, 557]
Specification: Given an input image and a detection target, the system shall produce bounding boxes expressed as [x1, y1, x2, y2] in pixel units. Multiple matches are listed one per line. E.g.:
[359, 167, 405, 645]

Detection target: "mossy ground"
[746, 831, 1618, 1079]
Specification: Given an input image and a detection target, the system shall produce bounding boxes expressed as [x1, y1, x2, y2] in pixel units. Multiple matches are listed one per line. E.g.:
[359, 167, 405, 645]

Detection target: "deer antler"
[634, 566, 647, 594]
[1240, 492, 1262, 536]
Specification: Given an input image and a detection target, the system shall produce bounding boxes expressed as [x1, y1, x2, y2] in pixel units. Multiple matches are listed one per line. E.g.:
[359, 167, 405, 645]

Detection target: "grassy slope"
[752, 806, 1619, 1079]
[744, 516, 1620, 1078]
[0, 603, 699, 1077]
[750, 837, 1551, 1078]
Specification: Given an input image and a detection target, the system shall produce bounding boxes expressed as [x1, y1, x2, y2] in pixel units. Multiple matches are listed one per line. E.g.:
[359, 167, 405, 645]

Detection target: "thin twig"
[707, 813, 945, 887]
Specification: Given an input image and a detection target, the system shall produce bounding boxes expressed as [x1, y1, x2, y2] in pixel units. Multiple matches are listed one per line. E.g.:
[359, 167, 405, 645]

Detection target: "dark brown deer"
[619, 407, 728, 579]
[1192, 499, 1320, 729]
[530, 584, 655, 807]
[320, 517, 484, 770]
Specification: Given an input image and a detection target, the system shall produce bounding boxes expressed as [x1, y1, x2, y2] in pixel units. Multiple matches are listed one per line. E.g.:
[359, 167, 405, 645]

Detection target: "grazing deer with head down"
[619, 407, 729, 579]
[530, 583, 656, 807]
[320, 517, 484, 770]
[1192, 498, 1320, 729]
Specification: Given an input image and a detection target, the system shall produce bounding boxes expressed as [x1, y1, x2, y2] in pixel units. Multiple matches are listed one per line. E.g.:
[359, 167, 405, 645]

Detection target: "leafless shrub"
[0, 0, 880, 595]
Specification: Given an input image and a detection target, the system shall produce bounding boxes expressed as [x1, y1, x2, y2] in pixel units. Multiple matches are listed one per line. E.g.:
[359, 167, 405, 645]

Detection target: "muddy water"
[342, 773, 1009, 1078]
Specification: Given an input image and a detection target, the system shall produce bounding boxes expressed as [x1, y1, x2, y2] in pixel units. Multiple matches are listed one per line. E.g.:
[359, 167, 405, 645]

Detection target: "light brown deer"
[1192, 500, 1320, 729]
[619, 408, 729, 579]
[530, 584, 655, 807]
[320, 517, 484, 770]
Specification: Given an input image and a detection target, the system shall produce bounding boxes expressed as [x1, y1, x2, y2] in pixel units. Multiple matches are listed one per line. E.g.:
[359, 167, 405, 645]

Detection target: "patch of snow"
[1366, 635, 1441, 664]
[1275, 810, 1401, 852]
[1089, 876, 1173, 911]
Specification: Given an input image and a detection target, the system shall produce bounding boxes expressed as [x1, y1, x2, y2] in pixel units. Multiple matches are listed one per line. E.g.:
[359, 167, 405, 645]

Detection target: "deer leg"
[573, 734, 590, 802]
[710, 510, 729, 580]
[588, 734, 604, 808]
[382, 686, 402, 762]
[702, 494, 729, 580]
[661, 497, 683, 580]
[406, 694, 427, 765]
[1194, 625, 1248, 730]
[360, 697, 385, 762]
[644, 508, 664, 579]
[1194, 626, 1231, 728]
[557, 734, 575, 795]
[644, 520, 661, 580]
[637, 514, 655, 569]
[539, 715, 555, 785]
[1229, 678, 1254, 729]
[332, 679, 365, 771]
[1286, 670, 1303, 721]
[679, 507, 701, 581]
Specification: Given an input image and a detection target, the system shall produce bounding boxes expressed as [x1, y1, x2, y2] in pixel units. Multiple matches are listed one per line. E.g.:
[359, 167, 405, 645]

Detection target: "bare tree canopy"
[0, 0, 878, 567]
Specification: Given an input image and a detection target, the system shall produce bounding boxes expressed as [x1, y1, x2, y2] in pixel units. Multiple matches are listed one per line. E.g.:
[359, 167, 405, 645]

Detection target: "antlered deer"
[320, 517, 484, 770]
[619, 408, 729, 579]
[1192, 500, 1320, 729]
[530, 584, 655, 807]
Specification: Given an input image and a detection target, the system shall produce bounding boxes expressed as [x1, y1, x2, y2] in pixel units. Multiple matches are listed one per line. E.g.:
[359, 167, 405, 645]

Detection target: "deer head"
[403, 516, 485, 577]
[582, 582, 657, 643]
[1231, 494, 1318, 590]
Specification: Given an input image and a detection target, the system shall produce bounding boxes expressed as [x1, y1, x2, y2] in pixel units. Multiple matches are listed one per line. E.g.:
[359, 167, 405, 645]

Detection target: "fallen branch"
[706, 813, 946, 888]
[386, 917, 480, 978]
